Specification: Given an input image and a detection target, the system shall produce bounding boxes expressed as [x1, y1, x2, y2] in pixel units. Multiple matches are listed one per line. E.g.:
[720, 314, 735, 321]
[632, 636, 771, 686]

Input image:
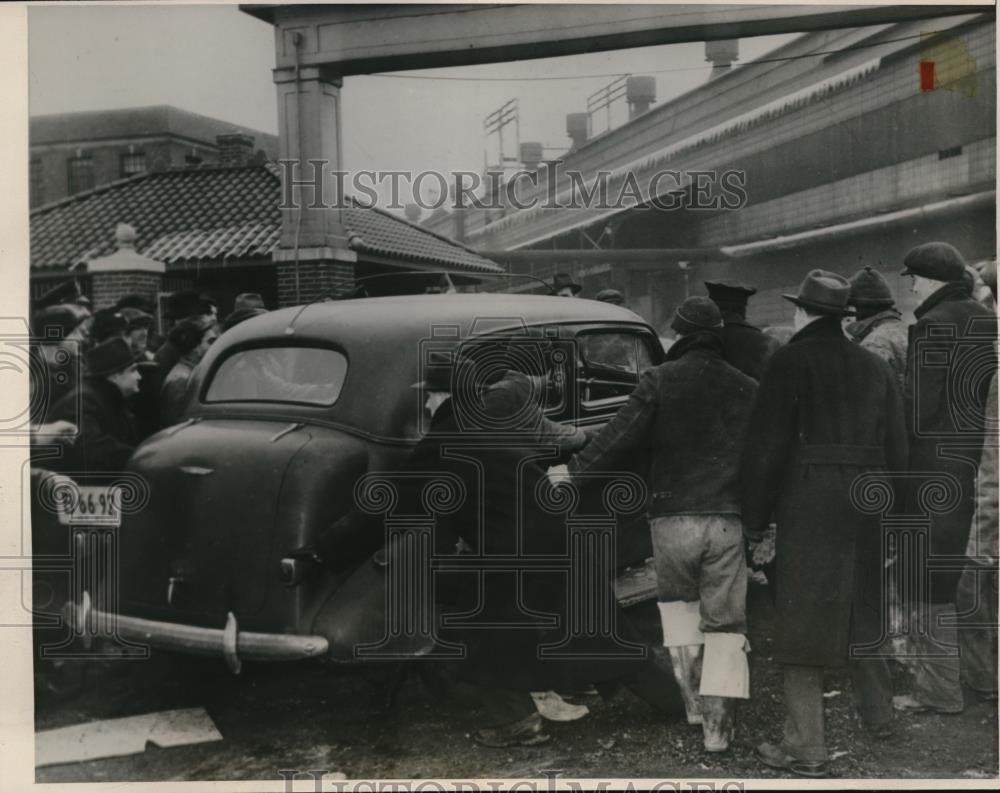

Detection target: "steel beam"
[242, 4, 989, 75]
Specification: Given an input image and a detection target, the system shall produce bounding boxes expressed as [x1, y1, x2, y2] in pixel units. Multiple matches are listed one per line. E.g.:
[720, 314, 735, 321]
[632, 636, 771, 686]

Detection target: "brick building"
[424, 13, 996, 333]
[29, 139, 502, 324]
[29, 105, 280, 208]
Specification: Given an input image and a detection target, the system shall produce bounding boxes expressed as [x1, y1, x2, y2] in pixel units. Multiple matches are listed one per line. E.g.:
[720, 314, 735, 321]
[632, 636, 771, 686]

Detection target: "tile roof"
[30, 165, 501, 274]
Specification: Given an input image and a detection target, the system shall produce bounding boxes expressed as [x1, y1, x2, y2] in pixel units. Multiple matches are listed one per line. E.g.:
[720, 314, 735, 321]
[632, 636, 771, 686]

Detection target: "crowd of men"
[25, 242, 998, 776]
[402, 244, 997, 774]
[29, 287, 268, 473]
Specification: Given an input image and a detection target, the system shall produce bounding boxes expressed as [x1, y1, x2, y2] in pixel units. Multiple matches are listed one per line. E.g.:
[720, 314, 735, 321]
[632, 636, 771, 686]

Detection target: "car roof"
[192, 294, 654, 442]
[220, 293, 648, 344]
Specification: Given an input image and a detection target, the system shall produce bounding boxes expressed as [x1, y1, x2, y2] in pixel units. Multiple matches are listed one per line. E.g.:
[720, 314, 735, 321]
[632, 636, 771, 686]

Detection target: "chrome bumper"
[90, 608, 329, 671]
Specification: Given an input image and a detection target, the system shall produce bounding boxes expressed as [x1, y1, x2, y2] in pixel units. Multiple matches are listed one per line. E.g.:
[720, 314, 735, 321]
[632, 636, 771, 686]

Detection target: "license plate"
[57, 484, 122, 527]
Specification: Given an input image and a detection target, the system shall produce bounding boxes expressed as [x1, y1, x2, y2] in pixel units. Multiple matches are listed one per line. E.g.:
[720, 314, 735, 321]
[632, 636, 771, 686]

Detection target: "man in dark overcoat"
[704, 280, 779, 381]
[48, 337, 142, 475]
[403, 353, 684, 747]
[897, 242, 997, 714]
[741, 270, 908, 776]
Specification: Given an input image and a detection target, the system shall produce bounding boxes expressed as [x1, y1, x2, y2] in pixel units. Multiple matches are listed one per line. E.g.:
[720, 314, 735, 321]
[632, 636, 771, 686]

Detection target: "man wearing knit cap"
[704, 280, 779, 381]
[741, 269, 907, 776]
[845, 266, 907, 387]
[48, 337, 141, 474]
[895, 241, 998, 715]
[556, 295, 758, 752]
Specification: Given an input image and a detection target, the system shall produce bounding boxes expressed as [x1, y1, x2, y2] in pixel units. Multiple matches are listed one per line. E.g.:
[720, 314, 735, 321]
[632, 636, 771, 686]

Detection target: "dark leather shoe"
[473, 713, 551, 748]
[755, 742, 827, 778]
[864, 720, 895, 740]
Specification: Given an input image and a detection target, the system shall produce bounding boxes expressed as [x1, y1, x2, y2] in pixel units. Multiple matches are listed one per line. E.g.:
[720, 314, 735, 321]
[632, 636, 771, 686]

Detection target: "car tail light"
[280, 557, 312, 587]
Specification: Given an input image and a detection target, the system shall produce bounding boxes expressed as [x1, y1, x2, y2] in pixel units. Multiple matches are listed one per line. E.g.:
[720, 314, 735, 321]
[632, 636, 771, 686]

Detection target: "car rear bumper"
[91, 608, 328, 669]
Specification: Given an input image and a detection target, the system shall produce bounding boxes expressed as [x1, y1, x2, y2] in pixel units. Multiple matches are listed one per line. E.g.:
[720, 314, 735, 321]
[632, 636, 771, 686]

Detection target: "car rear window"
[203, 346, 348, 406]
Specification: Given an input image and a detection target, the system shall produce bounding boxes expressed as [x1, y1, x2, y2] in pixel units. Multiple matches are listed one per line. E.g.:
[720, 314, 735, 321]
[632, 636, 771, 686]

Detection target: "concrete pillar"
[273, 67, 356, 250]
[272, 65, 357, 304]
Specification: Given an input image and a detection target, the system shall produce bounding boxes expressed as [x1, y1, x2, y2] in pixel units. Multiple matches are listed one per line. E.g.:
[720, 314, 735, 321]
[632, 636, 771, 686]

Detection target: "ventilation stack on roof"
[566, 113, 590, 151]
[216, 133, 255, 168]
[705, 39, 739, 79]
[520, 141, 544, 169]
[626, 76, 656, 120]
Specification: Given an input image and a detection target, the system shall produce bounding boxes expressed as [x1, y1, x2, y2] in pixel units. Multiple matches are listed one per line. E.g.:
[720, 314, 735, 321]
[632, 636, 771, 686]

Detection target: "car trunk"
[120, 419, 311, 627]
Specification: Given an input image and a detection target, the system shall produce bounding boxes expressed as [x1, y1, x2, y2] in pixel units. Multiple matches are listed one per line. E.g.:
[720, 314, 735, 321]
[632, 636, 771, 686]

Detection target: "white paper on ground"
[36, 707, 223, 767]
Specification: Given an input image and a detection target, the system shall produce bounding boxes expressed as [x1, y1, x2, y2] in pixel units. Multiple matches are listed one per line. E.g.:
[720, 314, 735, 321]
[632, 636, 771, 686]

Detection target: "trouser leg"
[849, 656, 893, 728]
[781, 665, 828, 764]
[619, 656, 687, 716]
[910, 602, 964, 713]
[956, 566, 999, 697]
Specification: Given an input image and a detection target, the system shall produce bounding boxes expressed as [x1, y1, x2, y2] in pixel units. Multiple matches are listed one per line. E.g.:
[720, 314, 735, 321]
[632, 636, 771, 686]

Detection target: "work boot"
[668, 644, 704, 725]
[701, 695, 735, 752]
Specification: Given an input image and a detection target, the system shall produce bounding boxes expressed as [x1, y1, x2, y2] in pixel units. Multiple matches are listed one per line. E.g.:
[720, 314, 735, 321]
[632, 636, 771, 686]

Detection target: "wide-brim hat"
[34, 278, 82, 312]
[552, 272, 582, 295]
[783, 269, 854, 316]
[164, 289, 213, 320]
[86, 337, 138, 377]
[222, 307, 268, 332]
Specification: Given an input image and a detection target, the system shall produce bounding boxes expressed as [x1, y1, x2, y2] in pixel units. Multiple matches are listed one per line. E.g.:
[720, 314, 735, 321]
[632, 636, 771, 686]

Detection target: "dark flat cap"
[704, 280, 757, 300]
[34, 278, 82, 311]
[901, 242, 967, 283]
[91, 308, 129, 344]
[671, 296, 724, 335]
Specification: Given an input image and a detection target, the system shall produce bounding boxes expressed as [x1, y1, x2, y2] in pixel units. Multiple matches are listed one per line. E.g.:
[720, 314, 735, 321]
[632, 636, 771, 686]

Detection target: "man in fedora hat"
[49, 337, 141, 474]
[551, 272, 582, 298]
[704, 280, 779, 381]
[741, 269, 907, 776]
[555, 295, 758, 753]
[845, 266, 907, 387]
[895, 242, 997, 715]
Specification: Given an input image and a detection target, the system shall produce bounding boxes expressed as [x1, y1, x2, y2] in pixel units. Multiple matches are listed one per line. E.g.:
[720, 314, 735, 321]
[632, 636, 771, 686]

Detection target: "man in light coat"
[742, 270, 907, 777]
[845, 266, 908, 388]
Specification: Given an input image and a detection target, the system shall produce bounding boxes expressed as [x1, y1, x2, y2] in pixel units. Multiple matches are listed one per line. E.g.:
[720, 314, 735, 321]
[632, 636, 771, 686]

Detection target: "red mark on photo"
[920, 60, 936, 92]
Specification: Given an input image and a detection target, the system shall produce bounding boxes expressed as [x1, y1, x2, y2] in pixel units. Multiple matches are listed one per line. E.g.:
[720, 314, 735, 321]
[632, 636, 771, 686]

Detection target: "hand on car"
[31, 420, 78, 446]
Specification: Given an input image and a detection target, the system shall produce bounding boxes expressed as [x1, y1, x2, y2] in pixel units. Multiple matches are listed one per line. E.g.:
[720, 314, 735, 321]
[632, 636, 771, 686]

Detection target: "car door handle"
[180, 466, 214, 476]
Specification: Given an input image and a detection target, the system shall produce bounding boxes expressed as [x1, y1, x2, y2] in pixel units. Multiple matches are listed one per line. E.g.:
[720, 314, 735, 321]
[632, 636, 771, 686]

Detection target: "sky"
[28, 3, 797, 207]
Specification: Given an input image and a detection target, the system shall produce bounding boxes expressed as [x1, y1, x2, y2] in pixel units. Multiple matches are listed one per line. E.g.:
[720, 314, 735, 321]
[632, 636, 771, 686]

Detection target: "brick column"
[275, 260, 354, 307]
[86, 225, 165, 311]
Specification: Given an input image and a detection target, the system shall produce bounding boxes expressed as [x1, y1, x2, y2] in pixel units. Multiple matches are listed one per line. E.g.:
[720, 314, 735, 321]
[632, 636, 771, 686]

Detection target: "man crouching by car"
[550, 296, 758, 753]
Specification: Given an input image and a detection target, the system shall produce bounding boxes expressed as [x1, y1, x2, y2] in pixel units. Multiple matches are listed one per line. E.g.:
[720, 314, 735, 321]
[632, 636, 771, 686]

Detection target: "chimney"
[566, 113, 590, 150]
[520, 141, 544, 170]
[216, 132, 255, 168]
[626, 76, 656, 119]
[705, 40, 739, 79]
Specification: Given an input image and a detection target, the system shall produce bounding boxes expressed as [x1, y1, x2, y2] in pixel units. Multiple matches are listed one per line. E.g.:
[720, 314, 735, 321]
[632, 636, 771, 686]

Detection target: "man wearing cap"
[844, 266, 908, 388]
[554, 295, 758, 752]
[222, 293, 269, 333]
[896, 242, 997, 715]
[48, 338, 141, 474]
[551, 273, 582, 298]
[401, 351, 685, 747]
[704, 281, 779, 381]
[594, 288, 625, 307]
[741, 270, 907, 776]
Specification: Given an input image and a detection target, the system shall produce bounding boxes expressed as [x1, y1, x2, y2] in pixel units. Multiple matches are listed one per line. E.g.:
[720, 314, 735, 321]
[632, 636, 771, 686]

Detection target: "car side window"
[577, 332, 655, 405]
[204, 346, 348, 406]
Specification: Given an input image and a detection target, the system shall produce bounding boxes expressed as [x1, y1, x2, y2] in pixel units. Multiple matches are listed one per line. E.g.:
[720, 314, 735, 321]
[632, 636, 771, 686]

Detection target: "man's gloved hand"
[547, 463, 571, 488]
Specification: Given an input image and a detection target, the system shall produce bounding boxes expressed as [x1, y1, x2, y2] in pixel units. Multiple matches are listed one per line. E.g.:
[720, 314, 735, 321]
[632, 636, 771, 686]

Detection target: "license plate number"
[57, 484, 122, 527]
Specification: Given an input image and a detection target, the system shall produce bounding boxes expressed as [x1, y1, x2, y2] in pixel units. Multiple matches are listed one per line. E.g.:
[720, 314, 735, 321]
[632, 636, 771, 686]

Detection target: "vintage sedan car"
[93, 294, 666, 671]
